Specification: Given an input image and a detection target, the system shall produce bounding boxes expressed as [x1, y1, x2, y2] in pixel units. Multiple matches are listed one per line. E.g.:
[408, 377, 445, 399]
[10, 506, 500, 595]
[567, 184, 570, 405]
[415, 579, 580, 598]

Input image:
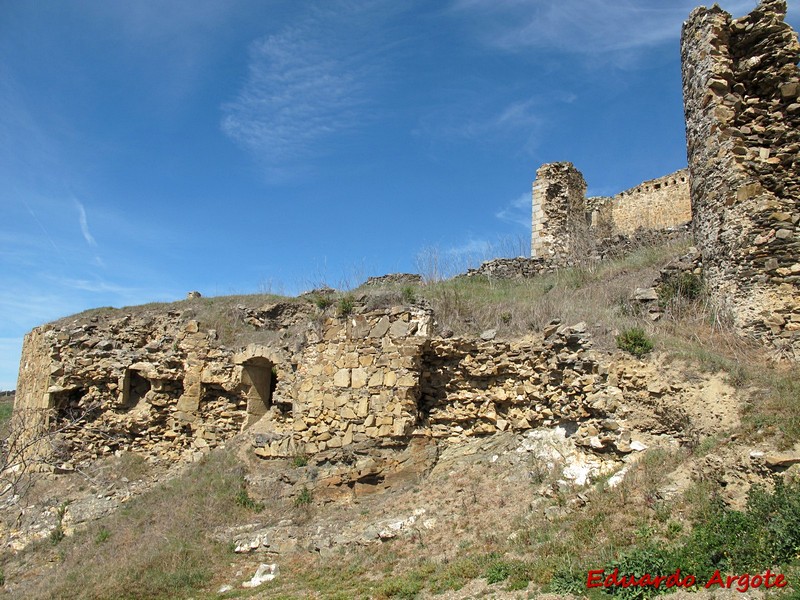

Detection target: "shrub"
[658, 272, 703, 307]
[95, 528, 111, 544]
[337, 295, 355, 317]
[294, 485, 313, 507]
[235, 487, 265, 513]
[313, 295, 334, 310]
[292, 454, 309, 468]
[616, 328, 654, 357]
[401, 286, 416, 303]
[485, 561, 512, 584]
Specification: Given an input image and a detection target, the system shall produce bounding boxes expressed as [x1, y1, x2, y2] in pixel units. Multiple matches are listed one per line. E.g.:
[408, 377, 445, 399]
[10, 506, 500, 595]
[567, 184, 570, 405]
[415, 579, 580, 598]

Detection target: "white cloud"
[414, 92, 572, 153]
[495, 192, 531, 228]
[450, 0, 755, 59]
[75, 199, 96, 247]
[221, 1, 396, 179]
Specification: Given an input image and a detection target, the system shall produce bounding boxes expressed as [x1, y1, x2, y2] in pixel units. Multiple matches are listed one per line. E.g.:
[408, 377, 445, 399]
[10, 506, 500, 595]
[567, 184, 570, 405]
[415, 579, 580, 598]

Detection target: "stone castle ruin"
[11, 0, 800, 469]
[492, 0, 799, 359]
[531, 165, 691, 260]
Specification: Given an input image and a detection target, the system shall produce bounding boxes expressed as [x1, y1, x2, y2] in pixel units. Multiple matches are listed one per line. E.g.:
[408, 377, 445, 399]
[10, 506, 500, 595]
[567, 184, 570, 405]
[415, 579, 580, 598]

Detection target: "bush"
[617, 328, 654, 357]
[401, 286, 416, 303]
[294, 485, 313, 507]
[338, 295, 355, 317]
[235, 486, 265, 513]
[313, 294, 334, 310]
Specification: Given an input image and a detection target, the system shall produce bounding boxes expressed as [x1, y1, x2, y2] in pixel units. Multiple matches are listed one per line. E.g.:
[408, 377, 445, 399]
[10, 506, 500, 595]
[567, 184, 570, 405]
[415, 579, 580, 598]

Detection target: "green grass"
[0, 399, 13, 424]
[28, 450, 260, 599]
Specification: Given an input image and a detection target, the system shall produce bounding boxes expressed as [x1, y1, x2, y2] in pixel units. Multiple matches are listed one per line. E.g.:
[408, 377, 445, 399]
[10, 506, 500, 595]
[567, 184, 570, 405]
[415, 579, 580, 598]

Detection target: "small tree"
[0, 406, 88, 501]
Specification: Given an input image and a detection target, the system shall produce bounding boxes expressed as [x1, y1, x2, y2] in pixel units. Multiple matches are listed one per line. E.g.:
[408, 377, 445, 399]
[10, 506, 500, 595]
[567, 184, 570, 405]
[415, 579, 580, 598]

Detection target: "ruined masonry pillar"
[531, 162, 588, 259]
[681, 0, 800, 358]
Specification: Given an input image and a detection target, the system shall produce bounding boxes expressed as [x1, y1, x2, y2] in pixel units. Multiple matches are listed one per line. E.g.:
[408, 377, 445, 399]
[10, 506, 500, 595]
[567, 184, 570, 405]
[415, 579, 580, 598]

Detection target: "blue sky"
[2, 0, 796, 389]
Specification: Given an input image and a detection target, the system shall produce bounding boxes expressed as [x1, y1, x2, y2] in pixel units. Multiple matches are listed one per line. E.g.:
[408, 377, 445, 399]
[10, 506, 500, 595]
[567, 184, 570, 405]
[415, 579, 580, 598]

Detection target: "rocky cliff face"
[682, 0, 800, 358]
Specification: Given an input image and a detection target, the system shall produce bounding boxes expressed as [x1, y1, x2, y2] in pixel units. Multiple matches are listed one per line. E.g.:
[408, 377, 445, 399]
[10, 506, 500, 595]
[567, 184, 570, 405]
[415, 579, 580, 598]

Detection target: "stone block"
[333, 369, 351, 387]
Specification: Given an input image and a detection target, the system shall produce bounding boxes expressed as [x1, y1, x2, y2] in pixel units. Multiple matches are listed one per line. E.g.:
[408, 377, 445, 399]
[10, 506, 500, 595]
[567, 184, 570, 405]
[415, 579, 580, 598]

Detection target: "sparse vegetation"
[617, 327, 654, 357]
[658, 271, 703, 307]
[291, 453, 309, 468]
[401, 285, 417, 303]
[337, 294, 356, 317]
[235, 485, 265, 513]
[294, 485, 313, 507]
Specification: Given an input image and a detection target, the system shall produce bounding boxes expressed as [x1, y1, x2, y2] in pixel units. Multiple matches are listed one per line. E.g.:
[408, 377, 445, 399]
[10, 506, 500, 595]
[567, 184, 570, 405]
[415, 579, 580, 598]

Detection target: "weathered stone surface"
[531, 163, 690, 261]
[682, 0, 800, 360]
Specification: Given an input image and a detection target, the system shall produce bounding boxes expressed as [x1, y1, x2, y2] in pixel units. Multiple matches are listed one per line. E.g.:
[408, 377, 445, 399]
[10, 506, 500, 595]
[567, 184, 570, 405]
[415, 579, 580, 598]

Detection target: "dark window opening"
[121, 370, 151, 411]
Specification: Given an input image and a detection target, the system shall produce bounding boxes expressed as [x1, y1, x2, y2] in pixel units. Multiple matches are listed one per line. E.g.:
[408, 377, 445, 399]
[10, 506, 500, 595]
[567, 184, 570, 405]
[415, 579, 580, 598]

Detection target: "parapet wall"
[681, 0, 800, 358]
[531, 163, 691, 260]
[609, 170, 692, 235]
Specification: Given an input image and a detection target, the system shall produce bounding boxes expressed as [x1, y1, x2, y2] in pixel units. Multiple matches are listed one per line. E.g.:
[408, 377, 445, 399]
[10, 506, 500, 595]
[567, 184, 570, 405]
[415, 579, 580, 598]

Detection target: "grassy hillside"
[3, 239, 799, 599]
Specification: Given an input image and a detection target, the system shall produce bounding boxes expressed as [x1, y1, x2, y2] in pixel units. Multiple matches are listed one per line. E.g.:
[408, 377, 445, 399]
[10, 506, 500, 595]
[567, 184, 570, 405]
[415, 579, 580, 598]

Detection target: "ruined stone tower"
[531, 162, 588, 258]
[681, 0, 800, 358]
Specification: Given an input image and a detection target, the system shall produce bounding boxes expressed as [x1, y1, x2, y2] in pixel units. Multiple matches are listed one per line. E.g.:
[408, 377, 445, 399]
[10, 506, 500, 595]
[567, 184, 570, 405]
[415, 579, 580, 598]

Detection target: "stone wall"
[13, 306, 307, 464]
[15, 298, 639, 466]
[681, 0, 800, 358]
[607, 170, 691, 234]
[531, 163, 589, 259]
[466, 226, 691, 280]
[251, 307, 433, 457]
[530, 163, 691, 261]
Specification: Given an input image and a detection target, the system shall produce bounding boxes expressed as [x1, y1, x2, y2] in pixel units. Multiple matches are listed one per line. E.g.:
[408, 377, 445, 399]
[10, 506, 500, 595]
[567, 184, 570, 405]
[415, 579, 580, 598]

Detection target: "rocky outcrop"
[682, 0, 800, 358]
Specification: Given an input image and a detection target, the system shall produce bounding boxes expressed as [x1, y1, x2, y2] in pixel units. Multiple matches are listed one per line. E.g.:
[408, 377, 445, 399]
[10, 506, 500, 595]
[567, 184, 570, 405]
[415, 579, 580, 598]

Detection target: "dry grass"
[22, 450, 256, 600]
[412, 239, 691, 350]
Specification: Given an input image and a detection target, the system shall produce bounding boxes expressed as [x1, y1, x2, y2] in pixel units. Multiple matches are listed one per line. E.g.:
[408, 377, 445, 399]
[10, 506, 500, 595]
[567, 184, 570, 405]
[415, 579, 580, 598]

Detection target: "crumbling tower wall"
[681, 0, 800, 358]
[531, 163, 589, 258]
[530, 163, 691, 262]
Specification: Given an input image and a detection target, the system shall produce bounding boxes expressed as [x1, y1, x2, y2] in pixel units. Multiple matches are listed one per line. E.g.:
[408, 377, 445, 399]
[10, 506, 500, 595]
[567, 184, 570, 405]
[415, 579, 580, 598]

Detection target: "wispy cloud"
[415, 93, 566, 153]
[75, 199, 97, 247]
[221, 1, 396, 179]
[450, 0, 755, 59]
[495, 192, 531, 228]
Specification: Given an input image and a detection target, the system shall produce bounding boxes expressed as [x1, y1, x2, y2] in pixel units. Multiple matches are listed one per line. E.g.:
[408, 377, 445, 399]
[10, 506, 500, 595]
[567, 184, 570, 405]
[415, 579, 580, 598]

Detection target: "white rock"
[242, 563, 279, 588]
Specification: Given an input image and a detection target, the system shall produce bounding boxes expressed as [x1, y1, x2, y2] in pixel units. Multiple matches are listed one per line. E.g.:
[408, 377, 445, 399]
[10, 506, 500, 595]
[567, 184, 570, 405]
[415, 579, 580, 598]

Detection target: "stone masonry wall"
[14, 305, 307, 464]
[531, 163, 691, 261]
[16, 299, 638, 466]
[607, 170, 691, 234]
[682, 0, 800, 358]
[531, 163, 589, 259]
[250, 307, 432, 457]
